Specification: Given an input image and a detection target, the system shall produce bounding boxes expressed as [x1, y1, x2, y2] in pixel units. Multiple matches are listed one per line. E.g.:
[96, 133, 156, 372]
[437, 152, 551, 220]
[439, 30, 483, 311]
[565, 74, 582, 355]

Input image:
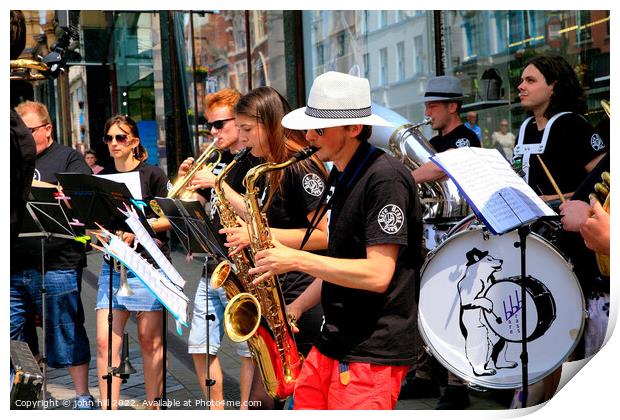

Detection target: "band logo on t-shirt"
[455, 138, 471, 148]
[590, 134, 605, 151]
[377, 204, 404, 234]
[302, 173, 325, 197]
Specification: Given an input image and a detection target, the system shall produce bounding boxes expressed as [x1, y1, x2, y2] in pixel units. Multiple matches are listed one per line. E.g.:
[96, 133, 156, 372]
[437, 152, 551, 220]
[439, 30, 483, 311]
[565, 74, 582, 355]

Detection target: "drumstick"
[536, 155, 566, 203]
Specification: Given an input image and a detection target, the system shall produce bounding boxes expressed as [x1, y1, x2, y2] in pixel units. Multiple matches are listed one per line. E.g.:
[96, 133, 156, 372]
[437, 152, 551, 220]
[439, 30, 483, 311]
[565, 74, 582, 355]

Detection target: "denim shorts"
[96, 262, 163, 312]
[10, 269, 91, 368]
[188, 276, 250, 357]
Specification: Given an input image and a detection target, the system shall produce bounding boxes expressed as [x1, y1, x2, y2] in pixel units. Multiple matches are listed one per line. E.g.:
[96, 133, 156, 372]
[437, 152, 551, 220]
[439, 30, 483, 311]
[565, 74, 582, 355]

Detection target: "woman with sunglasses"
[195, 86, 329, 408]
[95, 115, 171, 409]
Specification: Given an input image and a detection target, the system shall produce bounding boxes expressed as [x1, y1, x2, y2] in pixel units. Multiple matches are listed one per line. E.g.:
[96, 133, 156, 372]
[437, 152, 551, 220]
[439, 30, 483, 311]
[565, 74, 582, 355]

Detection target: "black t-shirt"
[315, 143, 422, 365]
[518, 113, 608, 293]
[430, 123, 481, 153]
[518, 113, 607, 196]
[11, 142, 92, 272]
[10, 110, 36, 248]
[560, 153, 610, 294]
[100, 161, 171, 263]
[264, 159, 327, 302]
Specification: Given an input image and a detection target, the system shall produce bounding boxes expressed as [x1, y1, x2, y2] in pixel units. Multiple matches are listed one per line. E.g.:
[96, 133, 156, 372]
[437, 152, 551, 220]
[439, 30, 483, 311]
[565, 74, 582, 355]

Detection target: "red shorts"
[293, 347, 409, 410]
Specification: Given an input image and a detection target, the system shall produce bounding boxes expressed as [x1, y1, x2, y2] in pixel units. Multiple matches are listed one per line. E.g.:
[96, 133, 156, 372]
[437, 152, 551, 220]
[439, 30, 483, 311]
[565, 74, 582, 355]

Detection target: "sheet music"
[99, 228, 189, 332]
[431, 147, 555, 234]
[119, 205, 186, 289]
[96, 172, 142, 199]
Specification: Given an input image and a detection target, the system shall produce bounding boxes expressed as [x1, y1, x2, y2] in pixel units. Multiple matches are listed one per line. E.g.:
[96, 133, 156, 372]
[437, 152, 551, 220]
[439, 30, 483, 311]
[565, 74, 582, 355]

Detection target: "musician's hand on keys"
[580, 198, 610, 255]
[220, 224, 251, 255]
[177, 157, 195, 178]
[286, 300, 302, 334]
[187, 167, 216, 191]
[559, 200, 592, 232]
[249, 238, 298, 285]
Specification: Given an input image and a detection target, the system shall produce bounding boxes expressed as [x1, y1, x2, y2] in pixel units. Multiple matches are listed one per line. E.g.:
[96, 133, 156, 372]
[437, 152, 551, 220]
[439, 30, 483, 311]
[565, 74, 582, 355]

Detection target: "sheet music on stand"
[55, 172, 153, 234]
[154, 197, 229, 261]
[430, 147, 555, 234]
[20, 184, 84, 239]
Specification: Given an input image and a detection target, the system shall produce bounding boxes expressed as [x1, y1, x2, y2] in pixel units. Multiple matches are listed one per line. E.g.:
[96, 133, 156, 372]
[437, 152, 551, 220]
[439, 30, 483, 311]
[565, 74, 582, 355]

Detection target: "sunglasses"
[207, 118, 234, 132]
[102, 134, 130, 144]
[305, 128, 324, 136]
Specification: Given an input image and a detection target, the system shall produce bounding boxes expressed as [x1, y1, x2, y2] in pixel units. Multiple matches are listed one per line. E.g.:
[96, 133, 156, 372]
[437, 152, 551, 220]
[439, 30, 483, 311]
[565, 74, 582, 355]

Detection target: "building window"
[379, 47, 388, 84]
[317, 42, 325, 66]
[337, 31, 345, 57]
[414, 35, 423, 75]
[397, 41, 405, 81]
[380, 11, 388, 28]
[363, 52, 369, 80]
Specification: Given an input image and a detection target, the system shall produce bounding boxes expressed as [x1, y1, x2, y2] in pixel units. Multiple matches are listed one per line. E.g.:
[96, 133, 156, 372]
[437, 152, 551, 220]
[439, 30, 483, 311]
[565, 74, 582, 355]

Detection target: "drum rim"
[418, 227, 587, 390]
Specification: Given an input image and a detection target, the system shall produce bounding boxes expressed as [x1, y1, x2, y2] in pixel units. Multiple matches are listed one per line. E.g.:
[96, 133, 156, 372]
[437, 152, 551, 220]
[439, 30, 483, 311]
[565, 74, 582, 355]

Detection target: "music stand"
[18, 185, 84, 407]
[155, 197, 229, 408]
[56, 173, 151, 410]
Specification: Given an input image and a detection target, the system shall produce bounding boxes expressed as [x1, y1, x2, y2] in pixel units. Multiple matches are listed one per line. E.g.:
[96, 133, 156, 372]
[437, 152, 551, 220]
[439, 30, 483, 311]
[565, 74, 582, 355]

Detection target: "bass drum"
[418, 226, 585, 389]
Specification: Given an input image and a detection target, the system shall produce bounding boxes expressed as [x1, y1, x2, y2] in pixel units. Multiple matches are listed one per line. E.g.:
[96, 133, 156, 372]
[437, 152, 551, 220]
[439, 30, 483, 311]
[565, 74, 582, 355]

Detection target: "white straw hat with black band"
[282, 71, 393, 130]
[419, 75, 468, 102]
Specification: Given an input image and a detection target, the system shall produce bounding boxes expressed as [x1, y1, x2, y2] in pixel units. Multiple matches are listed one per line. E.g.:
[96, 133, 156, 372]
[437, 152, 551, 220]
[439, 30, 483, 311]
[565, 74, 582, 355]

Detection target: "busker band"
[10, 53, 609, 411]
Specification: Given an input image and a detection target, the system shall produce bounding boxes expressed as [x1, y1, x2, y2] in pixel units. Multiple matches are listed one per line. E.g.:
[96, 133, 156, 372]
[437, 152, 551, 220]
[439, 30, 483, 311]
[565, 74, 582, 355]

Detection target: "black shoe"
[399, 376, 441, 399]
[435, 385, 471, 410]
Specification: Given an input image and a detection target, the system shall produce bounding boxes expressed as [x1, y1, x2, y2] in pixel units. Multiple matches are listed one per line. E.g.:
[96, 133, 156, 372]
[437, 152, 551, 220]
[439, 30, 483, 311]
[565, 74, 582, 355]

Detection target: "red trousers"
[293, 347, 409, 410]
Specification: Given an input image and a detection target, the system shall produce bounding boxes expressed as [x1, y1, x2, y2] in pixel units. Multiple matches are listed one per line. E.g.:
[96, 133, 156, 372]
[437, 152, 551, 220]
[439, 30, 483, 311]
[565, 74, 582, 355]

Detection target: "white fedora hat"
[282, 71, 393, 130]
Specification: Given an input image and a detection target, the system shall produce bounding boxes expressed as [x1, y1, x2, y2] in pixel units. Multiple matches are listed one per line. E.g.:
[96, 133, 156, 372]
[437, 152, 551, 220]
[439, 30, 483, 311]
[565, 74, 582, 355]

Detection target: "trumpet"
[113, 231, 135, 297]
[167, 142, 222, 200]
[116, 264, 134, 297]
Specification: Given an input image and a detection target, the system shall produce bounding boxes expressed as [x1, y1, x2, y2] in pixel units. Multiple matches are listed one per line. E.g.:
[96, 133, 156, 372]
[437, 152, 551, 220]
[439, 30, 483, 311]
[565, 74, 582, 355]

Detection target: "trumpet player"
[94, 115, 172, 409]
[249, 72, 422, 410]
[176, 89, 257, 409]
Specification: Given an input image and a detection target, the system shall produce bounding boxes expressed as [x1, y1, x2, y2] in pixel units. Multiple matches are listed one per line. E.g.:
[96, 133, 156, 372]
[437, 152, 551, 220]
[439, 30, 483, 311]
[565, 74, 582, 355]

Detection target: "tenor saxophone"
[210, 148, 257, 301]
[223, 146, 318, 400]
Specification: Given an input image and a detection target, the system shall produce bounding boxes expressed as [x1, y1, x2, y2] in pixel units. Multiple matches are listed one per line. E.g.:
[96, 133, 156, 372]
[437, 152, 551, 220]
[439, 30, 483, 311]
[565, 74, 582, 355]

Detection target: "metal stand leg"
[40, 238, 48, 408]
[103, 257, 114, 410]
[518, 225, 530, 406]
[162, 310, 168, 409]
[204, 262, 215, 410]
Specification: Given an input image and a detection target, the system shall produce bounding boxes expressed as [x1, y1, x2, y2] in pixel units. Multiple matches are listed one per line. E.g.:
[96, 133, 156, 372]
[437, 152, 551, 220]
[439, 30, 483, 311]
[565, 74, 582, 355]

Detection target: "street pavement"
[36, 248, 509, 410]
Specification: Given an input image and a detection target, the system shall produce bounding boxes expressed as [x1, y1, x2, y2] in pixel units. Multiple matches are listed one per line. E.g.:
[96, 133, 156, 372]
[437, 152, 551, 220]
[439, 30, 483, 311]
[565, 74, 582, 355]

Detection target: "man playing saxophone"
[249, 72, 423, 409]
[215, 87, 329, 409]
[177, 88, 257, 409]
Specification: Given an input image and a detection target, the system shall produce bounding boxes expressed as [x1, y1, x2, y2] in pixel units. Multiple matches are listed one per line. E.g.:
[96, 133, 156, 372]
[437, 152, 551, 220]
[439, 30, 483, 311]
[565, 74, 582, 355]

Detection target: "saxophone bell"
[224, 293, 262, 342]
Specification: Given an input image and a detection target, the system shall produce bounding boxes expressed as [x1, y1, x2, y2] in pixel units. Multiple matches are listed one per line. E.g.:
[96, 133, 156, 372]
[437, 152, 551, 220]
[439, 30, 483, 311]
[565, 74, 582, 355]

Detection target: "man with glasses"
[11, 101, 96, 409]
[177, 89, 257, 409]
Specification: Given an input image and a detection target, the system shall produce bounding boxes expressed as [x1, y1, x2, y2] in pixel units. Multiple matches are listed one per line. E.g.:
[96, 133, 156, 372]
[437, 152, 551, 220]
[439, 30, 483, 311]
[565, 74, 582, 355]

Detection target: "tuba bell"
[368, 104, 469, 221]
